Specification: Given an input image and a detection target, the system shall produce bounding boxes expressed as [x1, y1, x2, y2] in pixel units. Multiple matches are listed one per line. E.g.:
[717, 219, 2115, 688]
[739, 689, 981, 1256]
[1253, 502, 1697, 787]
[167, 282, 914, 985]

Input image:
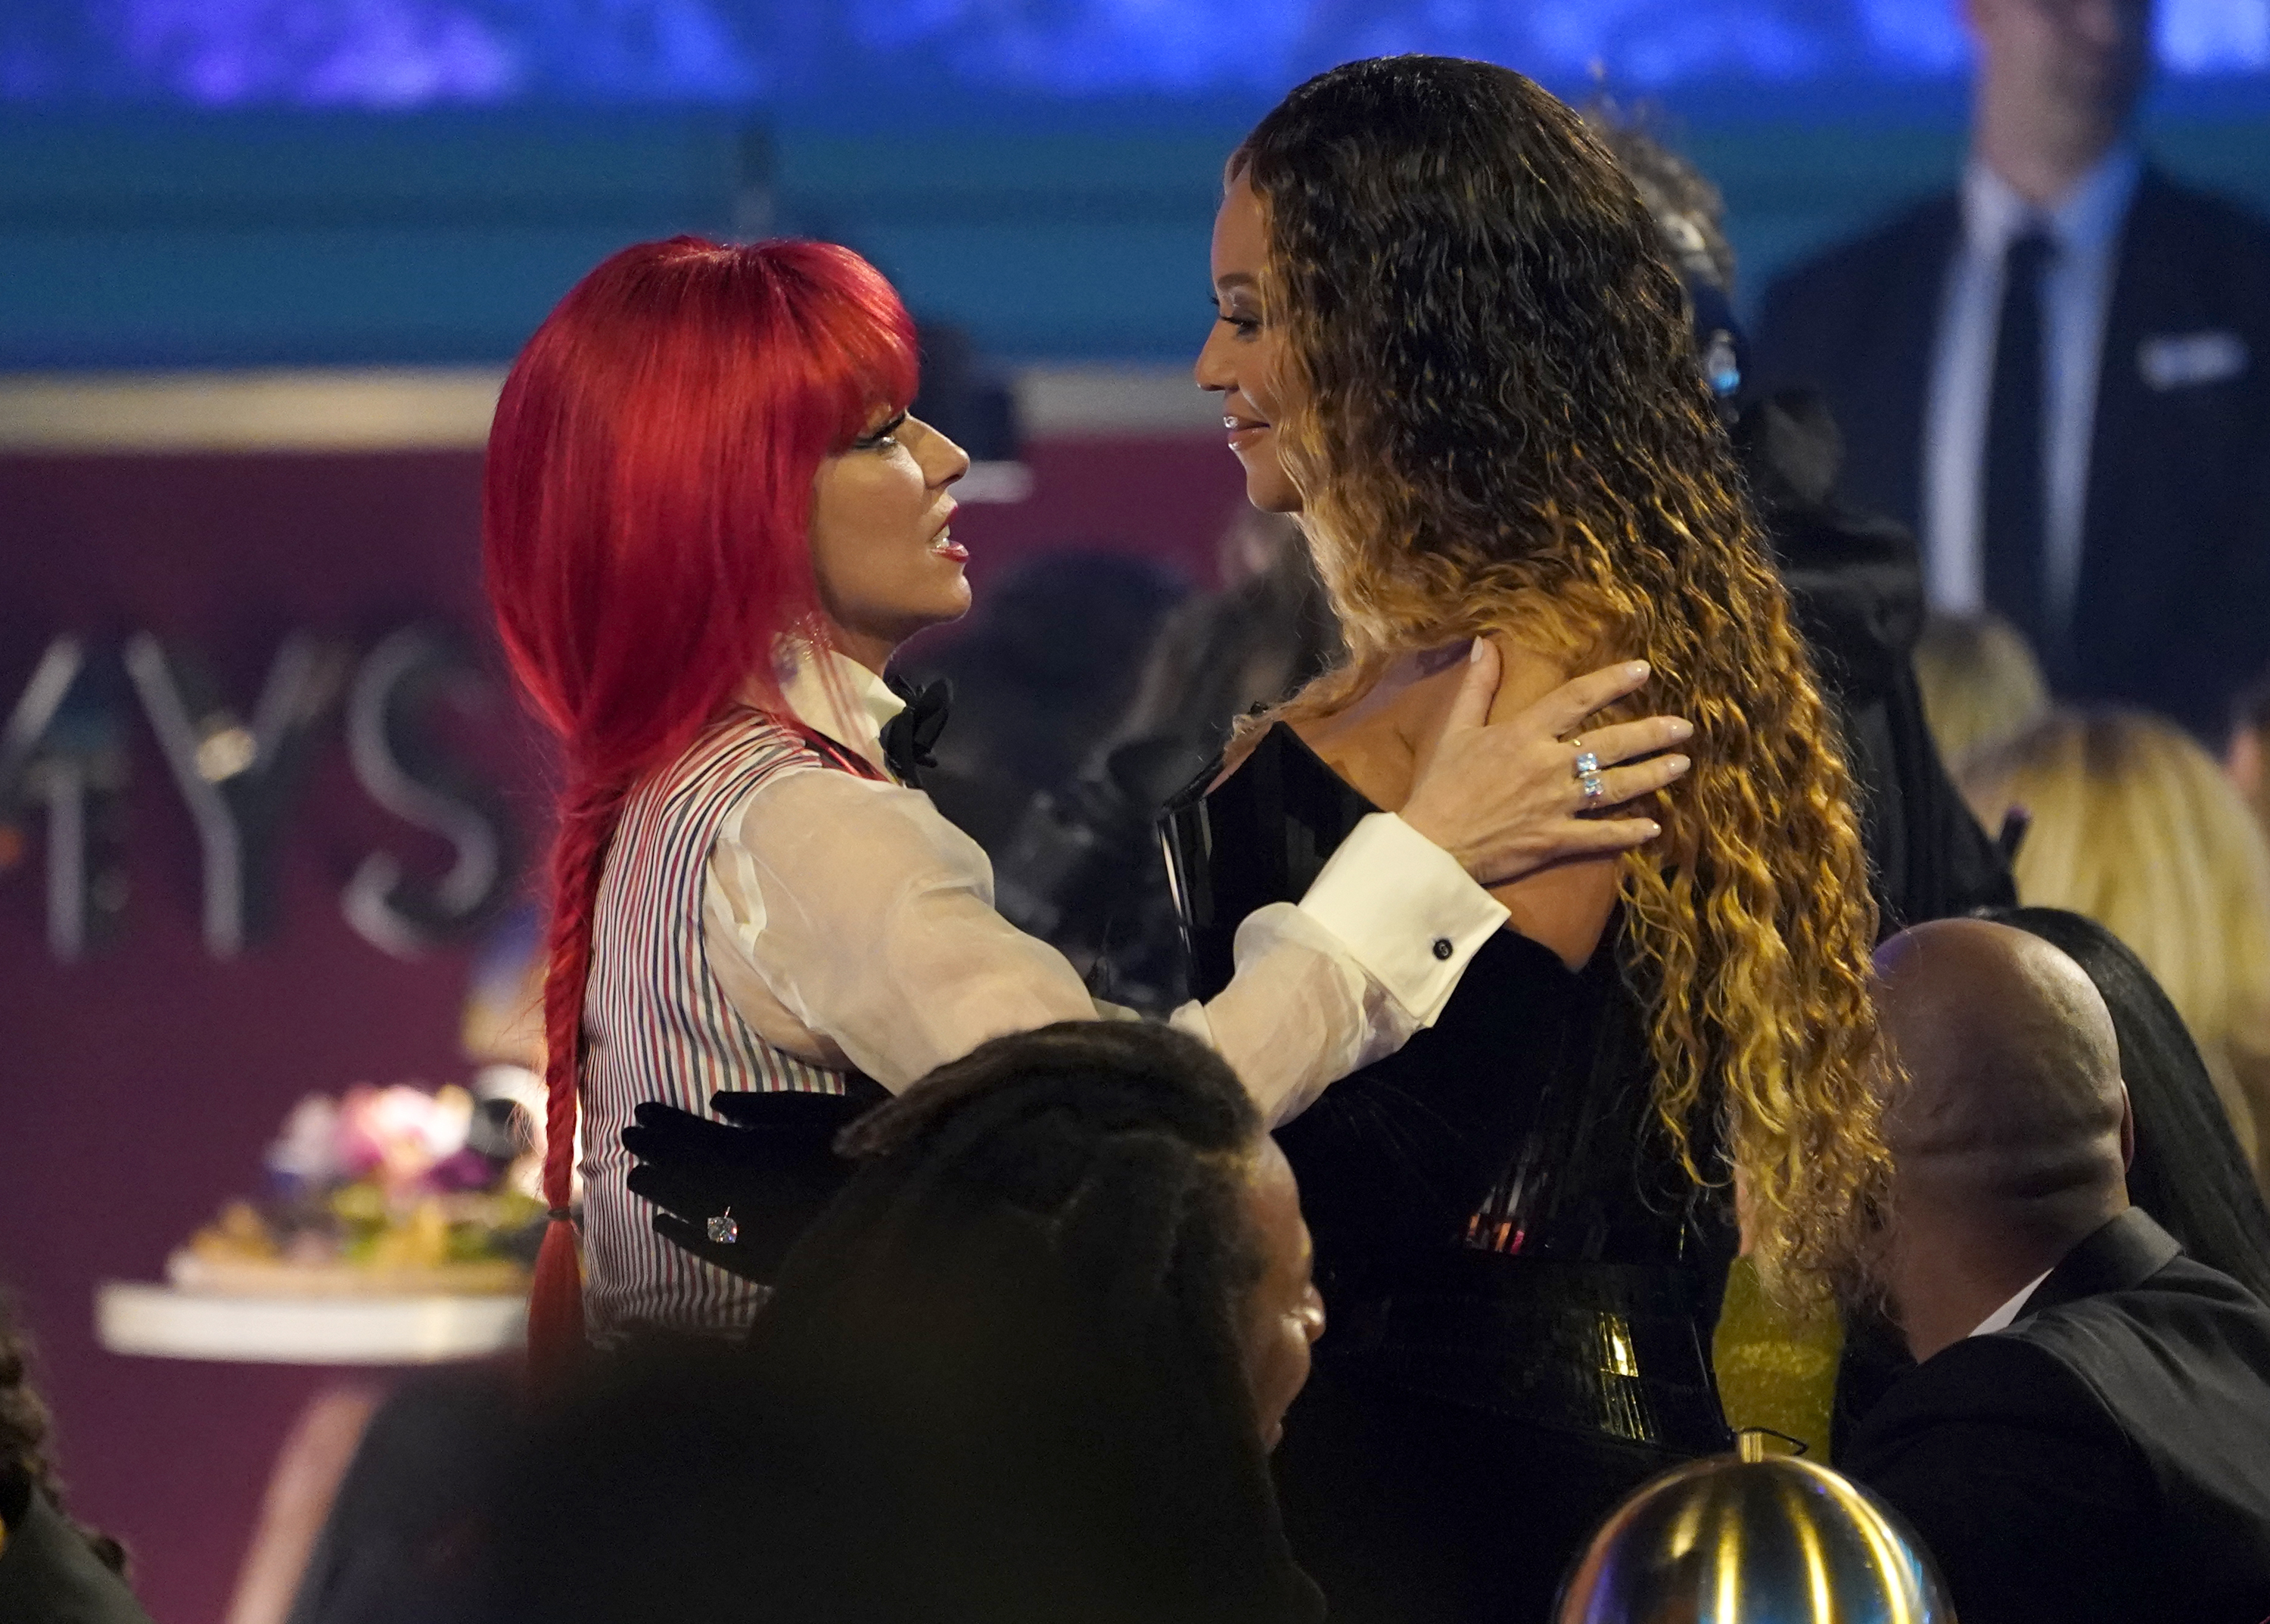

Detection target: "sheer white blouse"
[700, 651, 1508, 1128]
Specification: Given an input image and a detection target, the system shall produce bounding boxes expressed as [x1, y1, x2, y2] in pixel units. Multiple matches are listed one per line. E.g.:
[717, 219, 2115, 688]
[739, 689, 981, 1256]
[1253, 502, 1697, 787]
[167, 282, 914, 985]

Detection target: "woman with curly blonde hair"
[1172, 57, 1884, 1618]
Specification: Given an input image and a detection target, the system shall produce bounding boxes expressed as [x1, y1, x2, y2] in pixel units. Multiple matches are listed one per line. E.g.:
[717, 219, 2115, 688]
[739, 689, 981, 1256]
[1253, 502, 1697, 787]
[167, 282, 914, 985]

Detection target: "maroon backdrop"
[0, 431, 1245, 1624]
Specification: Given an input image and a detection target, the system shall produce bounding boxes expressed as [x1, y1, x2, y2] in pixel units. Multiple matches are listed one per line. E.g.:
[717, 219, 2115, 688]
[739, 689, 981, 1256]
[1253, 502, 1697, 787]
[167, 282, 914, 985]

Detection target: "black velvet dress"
[1161, 724, 1736, 1624]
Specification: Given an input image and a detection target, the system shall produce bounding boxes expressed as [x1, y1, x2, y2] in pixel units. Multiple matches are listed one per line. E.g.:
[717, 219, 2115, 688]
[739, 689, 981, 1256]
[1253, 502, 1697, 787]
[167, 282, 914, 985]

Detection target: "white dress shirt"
[1922, 147, 2143, 631]
[1967, 1267, 2054, 1339]
[699, 649, 1511, 1127]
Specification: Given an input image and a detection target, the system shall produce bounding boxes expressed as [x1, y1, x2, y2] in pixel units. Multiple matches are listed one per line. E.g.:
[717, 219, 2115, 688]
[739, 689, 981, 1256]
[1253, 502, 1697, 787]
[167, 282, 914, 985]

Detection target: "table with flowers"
[98, 1069, 546, 1365]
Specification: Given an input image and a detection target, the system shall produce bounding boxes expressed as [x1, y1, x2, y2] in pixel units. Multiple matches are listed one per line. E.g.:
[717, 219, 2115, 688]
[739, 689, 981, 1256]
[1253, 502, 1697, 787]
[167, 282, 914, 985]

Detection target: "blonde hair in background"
[1233, 59, 1886, 1299]
[1912, 612, 2051, 773]
[2228, 674, 2270, 840]
[1963, 708, 2270, 1179]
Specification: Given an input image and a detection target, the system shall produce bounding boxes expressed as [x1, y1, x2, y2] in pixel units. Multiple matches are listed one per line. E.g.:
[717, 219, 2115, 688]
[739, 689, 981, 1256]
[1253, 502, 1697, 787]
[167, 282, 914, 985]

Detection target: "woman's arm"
[1164, 808, 1511, 1123]
[706, 651, 1686, 1113]
[706, 769, 1103, 1090]
[704, 769, 1493, 1120]
[1472, 640, 1628, 970]
[1303, 638, 1667, 970]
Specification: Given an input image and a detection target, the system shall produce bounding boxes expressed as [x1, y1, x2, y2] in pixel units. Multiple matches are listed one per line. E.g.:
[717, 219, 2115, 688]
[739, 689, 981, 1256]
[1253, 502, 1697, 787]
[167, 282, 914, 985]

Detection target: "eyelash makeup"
[854, 410, 910, 450]
[1208, 297, 1261, 337]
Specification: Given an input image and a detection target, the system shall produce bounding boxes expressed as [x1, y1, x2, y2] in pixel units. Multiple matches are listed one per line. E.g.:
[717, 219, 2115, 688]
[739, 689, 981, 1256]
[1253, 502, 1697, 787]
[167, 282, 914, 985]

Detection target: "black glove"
[621, 1089, 875, 1284]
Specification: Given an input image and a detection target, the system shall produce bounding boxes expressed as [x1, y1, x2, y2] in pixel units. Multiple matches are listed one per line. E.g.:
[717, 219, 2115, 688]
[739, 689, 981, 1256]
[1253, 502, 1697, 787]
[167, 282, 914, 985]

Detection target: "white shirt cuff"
[1294, 811, 1509, 1026]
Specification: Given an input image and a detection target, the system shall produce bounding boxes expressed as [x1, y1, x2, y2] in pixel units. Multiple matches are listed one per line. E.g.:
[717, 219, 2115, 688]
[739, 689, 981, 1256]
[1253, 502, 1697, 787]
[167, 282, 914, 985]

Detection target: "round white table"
[95, 1281, 525, 1365]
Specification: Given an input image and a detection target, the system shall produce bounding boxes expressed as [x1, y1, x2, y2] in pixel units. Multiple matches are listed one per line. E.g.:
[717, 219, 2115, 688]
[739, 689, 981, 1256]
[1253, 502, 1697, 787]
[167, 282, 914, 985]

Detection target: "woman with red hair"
[485, 235, 1692, 1370]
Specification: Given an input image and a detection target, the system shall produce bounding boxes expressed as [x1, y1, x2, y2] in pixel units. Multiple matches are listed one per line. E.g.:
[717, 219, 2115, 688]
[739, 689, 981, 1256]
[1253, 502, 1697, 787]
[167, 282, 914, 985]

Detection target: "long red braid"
[482, 236, 918, 1385]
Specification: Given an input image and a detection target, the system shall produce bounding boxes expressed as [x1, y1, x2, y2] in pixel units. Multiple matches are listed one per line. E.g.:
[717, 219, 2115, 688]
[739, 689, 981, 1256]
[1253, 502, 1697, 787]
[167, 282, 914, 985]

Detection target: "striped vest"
[580, 710, 859, 1342]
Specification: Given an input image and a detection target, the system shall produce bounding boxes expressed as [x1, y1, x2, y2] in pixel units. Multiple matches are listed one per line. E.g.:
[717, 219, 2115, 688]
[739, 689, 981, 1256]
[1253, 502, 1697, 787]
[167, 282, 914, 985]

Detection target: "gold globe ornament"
[1554, 1433, 1954, 1623]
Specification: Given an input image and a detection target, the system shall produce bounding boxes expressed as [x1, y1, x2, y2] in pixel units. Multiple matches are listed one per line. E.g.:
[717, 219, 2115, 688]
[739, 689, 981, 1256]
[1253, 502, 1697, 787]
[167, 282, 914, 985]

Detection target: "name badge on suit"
[2138, 329, 2250, 391]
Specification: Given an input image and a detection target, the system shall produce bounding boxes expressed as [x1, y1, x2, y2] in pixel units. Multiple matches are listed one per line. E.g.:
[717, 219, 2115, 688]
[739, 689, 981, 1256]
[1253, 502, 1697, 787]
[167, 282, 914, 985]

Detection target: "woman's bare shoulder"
[1384, 633, 1572, 738]
[1283, 649, 1448, 805]
[1482, 633, 1574, 725]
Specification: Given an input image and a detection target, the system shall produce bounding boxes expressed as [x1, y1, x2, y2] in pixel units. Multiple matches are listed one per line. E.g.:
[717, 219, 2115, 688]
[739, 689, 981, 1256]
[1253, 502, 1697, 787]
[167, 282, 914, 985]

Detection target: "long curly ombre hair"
[1236, 57, 1884, 1292]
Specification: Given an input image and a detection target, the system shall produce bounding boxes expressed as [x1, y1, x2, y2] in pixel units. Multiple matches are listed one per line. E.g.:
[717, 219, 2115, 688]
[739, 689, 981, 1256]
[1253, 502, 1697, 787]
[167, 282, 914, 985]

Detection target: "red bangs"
[766, 240, 922, 450]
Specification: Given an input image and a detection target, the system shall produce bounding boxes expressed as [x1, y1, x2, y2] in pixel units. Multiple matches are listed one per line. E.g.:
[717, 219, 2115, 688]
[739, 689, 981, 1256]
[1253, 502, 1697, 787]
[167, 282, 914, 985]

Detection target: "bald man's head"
[1872, 920, 2131, 1312]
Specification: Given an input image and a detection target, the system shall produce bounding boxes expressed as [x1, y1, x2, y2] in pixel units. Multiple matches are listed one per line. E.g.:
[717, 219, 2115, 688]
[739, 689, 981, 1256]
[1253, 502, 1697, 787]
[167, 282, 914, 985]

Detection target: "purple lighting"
[2, 0, 2265, 107]
[119, 0, 518, 106]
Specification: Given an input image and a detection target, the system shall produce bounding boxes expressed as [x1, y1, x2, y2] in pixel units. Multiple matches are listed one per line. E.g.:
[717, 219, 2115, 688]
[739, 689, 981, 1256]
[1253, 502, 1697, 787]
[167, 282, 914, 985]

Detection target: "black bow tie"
[880, 674, 953, 787]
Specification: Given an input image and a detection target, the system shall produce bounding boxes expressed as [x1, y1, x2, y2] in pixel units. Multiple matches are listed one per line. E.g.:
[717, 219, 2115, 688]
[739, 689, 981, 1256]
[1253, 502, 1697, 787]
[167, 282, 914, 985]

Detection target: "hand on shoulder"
[1400, 639, 1691, 891]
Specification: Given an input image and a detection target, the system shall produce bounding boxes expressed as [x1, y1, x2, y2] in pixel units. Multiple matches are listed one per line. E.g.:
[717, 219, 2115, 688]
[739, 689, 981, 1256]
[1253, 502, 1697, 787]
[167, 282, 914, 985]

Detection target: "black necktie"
[880, 674, 952, 788]
[1982, 228, 2057, 667]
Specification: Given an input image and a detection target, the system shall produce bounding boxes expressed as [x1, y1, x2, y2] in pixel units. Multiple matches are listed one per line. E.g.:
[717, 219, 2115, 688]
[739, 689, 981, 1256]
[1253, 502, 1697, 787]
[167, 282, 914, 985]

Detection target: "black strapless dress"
[1161, 725, 1735, 1623]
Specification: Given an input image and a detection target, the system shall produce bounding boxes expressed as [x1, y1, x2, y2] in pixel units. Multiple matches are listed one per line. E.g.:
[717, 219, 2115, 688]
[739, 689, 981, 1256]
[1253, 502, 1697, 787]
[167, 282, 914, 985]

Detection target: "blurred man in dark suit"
[1848, 917, 2270, 1624]
[1754, 0, 2270, 739]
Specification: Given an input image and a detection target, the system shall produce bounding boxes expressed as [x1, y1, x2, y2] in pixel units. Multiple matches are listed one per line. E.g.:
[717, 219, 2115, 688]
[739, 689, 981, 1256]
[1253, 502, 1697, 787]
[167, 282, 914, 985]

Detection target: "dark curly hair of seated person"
[747, 1018, 1317, 1624]
[482, 1022, 1320, 1624]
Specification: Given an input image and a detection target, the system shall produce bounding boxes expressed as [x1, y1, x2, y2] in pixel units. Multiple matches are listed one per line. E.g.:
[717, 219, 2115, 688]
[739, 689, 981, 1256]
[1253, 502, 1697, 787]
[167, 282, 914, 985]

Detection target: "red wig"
[484, 236, 918, 1382]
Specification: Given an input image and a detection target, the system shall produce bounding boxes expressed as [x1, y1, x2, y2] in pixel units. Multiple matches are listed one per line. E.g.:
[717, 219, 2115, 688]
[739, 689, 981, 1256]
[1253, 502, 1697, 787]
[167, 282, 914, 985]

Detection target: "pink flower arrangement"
[266, 1081, 493, 1196]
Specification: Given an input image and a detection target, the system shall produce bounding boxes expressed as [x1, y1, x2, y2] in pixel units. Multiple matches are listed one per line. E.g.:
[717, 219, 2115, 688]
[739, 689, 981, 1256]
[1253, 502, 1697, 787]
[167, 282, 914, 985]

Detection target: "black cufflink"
[1432, 938, 1454, 961]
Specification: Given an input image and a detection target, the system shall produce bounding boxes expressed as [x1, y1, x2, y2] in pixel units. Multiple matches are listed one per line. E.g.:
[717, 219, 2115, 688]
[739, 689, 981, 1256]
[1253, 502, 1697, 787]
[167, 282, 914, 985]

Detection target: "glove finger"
[626, 1162, 730, 1223]
[627, 1101, 741, 1144]
[628, 1126, 848, 1195]
[651, 1213, 775, 1286]
[623, 1110, 765, 1170]
[620, 1108, 720, 1163]
[709, 1090, 872, 1134]
[633, 1146, 854, 1227]
[652, 1210, 813, 1284]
